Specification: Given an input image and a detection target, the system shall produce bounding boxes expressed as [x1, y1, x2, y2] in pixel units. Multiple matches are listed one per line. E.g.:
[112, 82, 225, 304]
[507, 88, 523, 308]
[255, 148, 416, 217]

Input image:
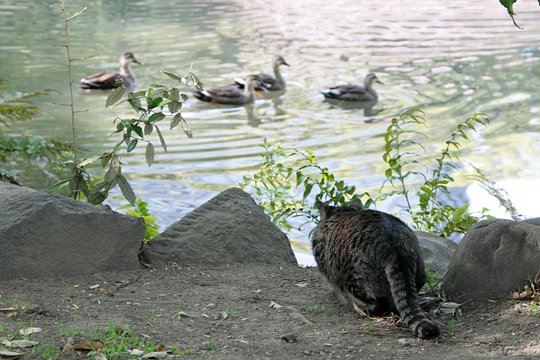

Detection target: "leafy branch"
[240, 138, 360, 231]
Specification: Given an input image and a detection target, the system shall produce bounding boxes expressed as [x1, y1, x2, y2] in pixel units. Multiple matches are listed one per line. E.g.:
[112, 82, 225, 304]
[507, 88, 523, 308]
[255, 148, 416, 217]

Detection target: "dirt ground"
[1, 264, 539, 359]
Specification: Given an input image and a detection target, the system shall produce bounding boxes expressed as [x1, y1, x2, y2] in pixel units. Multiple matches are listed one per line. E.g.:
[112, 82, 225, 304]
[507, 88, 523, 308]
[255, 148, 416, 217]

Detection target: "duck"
[80, 52, 141, 90]
[321, 73, 382, 102]
[193, 78, 260, 105]
[235, 55, 290, 91]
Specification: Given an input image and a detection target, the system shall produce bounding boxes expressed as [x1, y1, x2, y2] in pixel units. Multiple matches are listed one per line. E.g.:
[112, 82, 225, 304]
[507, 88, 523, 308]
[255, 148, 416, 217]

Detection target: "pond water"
[2, 0, 540, 264]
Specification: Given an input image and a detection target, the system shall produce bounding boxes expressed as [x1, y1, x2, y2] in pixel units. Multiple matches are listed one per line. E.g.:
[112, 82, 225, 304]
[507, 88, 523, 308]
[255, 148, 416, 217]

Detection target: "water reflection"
[323, 98, 381, 118]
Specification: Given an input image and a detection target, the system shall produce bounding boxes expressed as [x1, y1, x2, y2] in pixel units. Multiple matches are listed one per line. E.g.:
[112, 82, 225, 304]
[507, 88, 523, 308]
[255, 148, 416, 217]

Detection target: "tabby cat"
[312, 199, 440, 339]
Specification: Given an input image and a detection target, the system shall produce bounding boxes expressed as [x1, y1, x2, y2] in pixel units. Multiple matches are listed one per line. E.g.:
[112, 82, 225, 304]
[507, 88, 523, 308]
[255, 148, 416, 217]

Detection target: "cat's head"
[315, 199, 364, 221]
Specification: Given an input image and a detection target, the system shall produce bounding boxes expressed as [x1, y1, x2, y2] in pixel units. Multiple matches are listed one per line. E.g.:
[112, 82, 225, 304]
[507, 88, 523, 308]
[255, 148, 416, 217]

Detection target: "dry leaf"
[18, 327, 41, 336]
[62, 337, 74, 353]
[0, 348, 23, 358]
[72, 339, 105, 351]
[2, 339, 38, 348]
[99, 287, 114, 297]
[173, 311, 196, 319]
[142, 351, 169, 359]
[269, 301, 283, 309]
[155, 343, 165, 352]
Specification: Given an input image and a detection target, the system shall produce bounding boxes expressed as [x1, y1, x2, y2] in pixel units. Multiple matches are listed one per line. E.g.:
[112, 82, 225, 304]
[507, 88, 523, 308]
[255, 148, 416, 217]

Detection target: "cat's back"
[315, 206, 417, 247]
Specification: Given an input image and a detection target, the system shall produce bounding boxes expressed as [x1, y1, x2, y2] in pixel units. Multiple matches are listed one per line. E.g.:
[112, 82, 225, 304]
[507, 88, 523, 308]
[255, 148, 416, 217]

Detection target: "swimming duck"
[321, 73, 382, 102]
[193, 78, 259, 105]
[235, 55, 290, 91]
[80, 52, 141, 90]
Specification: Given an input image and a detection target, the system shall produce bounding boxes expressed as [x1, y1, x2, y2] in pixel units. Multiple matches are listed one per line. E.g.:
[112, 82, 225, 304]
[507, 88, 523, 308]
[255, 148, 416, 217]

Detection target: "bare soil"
[1, 264, 539, 359]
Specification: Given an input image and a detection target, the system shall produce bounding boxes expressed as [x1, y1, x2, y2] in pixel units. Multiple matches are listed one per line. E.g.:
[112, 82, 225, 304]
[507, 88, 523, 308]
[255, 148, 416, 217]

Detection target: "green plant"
[225, 308, 236, 317]
[469, 165, 523, 221]
[48, 2, 201, 208]
[143, 311, 156, 325]
[0, 78, 69, 185]
[306, 304, 333, 315]
[379, 109, 492, 238]
[81, 324, 162, 358]
[240, 138, 360, 231]
[33, 344, 62, 360]
[421, 268, 441, 295]
[447, 319, 461, 335]
[117, 198, 159, 241]
[209, 339, 217, 352]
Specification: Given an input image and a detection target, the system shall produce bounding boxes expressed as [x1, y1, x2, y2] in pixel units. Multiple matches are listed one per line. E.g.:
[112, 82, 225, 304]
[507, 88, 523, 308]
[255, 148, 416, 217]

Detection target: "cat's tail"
[384, 257, 440, 339]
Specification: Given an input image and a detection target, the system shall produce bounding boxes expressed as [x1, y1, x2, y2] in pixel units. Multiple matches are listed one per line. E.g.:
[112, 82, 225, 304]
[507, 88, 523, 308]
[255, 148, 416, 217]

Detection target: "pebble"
[280, 333, 298, 343]
[398, 338, 412, 347]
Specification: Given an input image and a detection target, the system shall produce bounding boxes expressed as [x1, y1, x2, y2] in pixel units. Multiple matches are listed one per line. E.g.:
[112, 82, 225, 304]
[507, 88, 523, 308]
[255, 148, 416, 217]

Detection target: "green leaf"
[127, 97, 142, 111]
[127, 139, 138, 152]
[118, 174, 137, 206]
[148, 112, 166, 123]
[146, 97, 162, 109]
[499, 0, 523, 29]
[155, 125, 167, 152]
[144, 123, 153, 135]
[145, 142, 155, 166]
[170, 113, 181, 129]
[169, 88, 179, 101]
[132, 125, 144, 138]
[104, 156, 120, 183]
[168, 100, 180, 113]
[162, 70, 183, 82]
[149, 88, 167, 99]
[78, 156, 100, 167]
[105, 87, 126, 107]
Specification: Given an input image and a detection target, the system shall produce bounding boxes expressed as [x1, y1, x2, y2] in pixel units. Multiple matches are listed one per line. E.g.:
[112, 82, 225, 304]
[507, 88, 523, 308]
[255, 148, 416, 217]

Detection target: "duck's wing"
[80, 71, 122, 89]
[208, 85, 244, 99]
[194, 85, 245, 104]
[235, 73, 274, 90]
[321, 84, 366, 99]
[192, 89, 213, 102]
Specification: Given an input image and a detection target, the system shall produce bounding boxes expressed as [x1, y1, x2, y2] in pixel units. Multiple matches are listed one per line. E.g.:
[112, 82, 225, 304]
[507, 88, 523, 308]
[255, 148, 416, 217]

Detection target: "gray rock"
[442, 218, 540, 302]
[141, 187, 297, 266]
[0, 183, 145, 280]
[415, 231, 458, 275]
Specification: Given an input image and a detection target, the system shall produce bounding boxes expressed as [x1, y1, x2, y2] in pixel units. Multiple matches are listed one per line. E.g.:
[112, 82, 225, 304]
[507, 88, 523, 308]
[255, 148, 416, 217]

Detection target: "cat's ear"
[315, 201, 331, 221]
[315, 200, 326, 210]
[349, 198, 364, 210]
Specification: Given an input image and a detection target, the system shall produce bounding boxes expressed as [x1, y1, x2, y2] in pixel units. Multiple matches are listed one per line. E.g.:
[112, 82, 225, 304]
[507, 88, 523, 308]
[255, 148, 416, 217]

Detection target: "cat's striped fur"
[312, 200, 440, 339]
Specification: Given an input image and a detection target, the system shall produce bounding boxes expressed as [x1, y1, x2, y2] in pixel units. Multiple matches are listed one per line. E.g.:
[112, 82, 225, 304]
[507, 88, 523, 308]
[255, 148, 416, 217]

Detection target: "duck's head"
[365, 73, 383, 85]
[120, 52, 141, 66]
[273, 55, 290, 67]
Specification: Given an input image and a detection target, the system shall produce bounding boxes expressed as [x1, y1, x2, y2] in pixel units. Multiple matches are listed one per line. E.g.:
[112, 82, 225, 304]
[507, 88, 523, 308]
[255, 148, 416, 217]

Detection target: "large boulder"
[415, 231, 458, 275]
[442, 218, 540, 302]
[0, 183, 145, 280]
[141, 187, 297, 266]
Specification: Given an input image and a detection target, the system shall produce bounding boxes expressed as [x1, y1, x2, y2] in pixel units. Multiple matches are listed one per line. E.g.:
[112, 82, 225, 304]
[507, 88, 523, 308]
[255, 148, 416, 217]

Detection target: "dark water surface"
[2, 1, 540, 263]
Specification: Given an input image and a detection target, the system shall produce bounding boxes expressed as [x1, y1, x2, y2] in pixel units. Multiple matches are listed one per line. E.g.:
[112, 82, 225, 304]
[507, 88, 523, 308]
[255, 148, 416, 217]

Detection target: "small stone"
[280, 333, 298, 343]
[503, 346, 517, 354]
[398, 338, 411, 347]
[303, 350, 311, 356]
